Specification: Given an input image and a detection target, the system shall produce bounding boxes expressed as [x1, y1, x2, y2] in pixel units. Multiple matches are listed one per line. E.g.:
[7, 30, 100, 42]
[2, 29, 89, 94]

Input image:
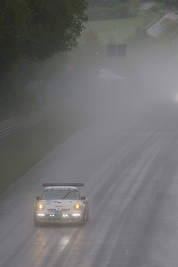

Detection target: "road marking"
[89, 249, 94, 255]
[125, 249, 128, 255]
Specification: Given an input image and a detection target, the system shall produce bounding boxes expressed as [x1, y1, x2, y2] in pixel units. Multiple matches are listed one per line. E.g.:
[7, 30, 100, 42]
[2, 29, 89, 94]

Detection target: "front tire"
[86, 208, 89, 221]
[82, 210, 87, 225]
[34, 214, 40, 226]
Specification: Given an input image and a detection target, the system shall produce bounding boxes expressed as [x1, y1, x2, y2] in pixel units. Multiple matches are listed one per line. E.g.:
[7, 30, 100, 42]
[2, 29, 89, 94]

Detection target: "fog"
[64, 44, 178, 131]
[2, 10, 178, 267]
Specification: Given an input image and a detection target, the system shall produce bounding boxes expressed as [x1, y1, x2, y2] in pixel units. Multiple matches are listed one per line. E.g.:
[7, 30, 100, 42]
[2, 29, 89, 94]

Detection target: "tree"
[0, 0, 88, 119]
[76, 29, 104, 73]
[131, 0, 141, 16]
[143, 10, 152, 26]
[0, 0, 88, 72]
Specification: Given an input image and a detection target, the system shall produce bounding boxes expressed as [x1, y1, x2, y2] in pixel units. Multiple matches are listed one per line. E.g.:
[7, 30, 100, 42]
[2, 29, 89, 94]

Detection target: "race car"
[34, 183, 89, 225]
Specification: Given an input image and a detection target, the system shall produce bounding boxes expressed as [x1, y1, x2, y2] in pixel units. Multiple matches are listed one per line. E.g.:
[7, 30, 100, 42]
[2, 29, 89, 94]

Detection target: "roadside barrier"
[0, 104, 60, 139]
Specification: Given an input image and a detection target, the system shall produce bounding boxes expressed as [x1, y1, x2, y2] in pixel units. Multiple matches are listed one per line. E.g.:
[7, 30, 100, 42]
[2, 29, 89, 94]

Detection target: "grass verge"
[0, 108, 95, 195]
[81, 10, 164, 44]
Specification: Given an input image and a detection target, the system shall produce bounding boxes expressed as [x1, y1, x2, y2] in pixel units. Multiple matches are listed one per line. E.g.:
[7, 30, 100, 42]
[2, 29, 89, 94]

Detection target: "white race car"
[34, 183, 89, 225]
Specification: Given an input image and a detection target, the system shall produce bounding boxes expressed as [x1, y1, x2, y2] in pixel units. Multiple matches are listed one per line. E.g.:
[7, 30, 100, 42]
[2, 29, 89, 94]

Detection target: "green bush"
[151, 4, 159, 12]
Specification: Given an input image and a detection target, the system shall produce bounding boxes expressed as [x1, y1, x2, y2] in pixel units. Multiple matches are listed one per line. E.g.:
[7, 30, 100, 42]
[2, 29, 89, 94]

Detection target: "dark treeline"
[87, 0, 178, 7]
[87, 0, 131, 7]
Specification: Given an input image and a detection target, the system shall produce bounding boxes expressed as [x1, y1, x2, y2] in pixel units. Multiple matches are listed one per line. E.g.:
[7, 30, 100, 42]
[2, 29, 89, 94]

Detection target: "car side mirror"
[36, 196, 41, 200]
[81, 196, 86, 200]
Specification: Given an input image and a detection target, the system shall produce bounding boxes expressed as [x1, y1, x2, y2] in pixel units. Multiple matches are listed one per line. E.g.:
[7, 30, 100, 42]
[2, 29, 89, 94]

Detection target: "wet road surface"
[1, 84, 178, 267]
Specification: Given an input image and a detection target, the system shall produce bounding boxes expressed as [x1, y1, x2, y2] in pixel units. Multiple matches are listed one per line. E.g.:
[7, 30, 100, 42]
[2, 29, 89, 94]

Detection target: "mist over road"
[1, 71, 178, 267]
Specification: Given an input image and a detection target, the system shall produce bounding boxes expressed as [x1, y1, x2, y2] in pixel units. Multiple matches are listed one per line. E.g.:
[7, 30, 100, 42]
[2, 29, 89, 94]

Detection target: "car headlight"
[74, 204, 81, 210]
[37, 203, 44, 211]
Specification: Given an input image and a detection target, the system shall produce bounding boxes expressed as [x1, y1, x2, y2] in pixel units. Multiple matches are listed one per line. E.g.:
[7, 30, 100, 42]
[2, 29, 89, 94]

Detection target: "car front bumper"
[35, 212, 83, 224]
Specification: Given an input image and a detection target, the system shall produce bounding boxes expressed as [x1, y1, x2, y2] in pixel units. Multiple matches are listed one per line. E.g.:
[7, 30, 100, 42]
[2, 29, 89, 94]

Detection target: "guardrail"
[0, 103, 60, 139]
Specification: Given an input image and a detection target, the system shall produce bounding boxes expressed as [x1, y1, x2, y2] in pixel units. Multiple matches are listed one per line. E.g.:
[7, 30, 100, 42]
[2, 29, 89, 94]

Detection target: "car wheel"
[34, 214, 40, 226]
[86, 208, 89, 221]
[82, 210, 87, 225]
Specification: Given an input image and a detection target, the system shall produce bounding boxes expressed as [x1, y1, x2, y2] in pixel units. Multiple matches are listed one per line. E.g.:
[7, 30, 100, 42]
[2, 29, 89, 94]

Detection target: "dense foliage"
[0, 0, 88, 119]
[0, 0, 88, 71]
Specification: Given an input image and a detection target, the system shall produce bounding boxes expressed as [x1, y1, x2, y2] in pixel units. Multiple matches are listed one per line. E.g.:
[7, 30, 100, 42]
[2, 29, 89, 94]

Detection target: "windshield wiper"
[62, 191, 71, 199]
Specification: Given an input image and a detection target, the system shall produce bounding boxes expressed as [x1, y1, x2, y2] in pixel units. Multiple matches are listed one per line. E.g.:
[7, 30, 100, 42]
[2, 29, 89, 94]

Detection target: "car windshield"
[41, 189, 80, 200]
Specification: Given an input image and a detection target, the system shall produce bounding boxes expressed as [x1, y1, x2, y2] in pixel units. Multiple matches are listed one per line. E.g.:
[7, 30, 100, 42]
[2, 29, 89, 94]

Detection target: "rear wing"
[43, 183, 84, 188]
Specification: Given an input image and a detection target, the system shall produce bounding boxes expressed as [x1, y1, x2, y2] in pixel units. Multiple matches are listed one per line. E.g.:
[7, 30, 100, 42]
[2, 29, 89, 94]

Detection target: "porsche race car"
[34, 183, 89, 225]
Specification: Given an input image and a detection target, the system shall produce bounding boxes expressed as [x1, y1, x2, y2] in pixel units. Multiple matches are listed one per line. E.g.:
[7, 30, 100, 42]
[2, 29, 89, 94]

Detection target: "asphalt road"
[1, 76, 178, 267]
